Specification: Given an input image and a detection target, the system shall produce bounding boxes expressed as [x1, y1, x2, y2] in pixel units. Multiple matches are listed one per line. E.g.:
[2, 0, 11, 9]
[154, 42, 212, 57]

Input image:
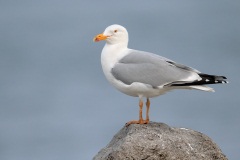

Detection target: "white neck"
[102, 43, 128, 64]
[101, 43, 129, 82]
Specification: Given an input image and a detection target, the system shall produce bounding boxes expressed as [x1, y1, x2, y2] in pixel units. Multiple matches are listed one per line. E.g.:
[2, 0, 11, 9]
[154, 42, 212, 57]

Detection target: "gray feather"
[111, 50, 199, 87]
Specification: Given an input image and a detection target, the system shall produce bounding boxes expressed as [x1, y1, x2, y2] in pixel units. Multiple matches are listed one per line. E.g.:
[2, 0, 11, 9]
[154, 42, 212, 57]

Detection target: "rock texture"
[93, 122, 227, 160]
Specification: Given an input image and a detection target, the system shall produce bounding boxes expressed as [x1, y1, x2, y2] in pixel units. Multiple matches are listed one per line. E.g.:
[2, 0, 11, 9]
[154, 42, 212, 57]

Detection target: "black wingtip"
[170, 74, 228, 86]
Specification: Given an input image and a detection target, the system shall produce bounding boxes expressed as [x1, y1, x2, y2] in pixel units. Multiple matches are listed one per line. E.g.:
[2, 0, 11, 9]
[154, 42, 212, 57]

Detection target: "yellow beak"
[93, 33, 108, 42]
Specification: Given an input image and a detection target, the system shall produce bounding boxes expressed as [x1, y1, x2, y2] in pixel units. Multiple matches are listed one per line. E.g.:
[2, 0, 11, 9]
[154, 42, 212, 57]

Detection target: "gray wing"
[120, 50, 200, 73]
[111, 50, 200, 87]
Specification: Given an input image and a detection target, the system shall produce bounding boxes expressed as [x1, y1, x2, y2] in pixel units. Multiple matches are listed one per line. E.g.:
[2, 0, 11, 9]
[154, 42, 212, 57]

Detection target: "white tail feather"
[190, 85, 215, 92]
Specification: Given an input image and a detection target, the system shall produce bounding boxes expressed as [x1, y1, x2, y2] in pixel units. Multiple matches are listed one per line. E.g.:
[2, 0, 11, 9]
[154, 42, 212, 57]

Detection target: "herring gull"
[93, 24, 228, 125]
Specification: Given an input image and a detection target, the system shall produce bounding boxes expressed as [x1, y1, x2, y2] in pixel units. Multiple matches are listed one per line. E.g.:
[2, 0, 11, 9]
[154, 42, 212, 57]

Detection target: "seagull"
[93, 24, 228, 126]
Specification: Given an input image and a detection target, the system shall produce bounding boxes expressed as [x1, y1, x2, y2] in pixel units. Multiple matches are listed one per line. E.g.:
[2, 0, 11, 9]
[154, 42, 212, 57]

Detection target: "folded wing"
[111, 50, 201, 88]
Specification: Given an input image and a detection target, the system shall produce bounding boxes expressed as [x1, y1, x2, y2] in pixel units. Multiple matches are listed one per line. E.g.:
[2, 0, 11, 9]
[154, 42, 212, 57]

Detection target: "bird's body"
[102, 46, 164, 98]
[94, 24, 227, 125]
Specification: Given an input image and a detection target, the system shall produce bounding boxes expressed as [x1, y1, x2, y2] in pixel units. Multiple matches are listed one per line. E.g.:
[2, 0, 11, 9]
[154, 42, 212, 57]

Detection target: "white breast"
[101, 44, 168, 98]
[101, 43, 129, 86]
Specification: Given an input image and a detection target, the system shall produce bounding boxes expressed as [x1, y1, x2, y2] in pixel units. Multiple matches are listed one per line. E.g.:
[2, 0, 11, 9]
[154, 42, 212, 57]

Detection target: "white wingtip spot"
[205, 79, 210, 82]
[215, 80, 218, 83]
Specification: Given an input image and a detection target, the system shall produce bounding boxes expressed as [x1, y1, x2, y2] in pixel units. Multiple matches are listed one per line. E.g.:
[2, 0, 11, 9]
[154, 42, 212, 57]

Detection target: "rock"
[93, 122, 227, 160]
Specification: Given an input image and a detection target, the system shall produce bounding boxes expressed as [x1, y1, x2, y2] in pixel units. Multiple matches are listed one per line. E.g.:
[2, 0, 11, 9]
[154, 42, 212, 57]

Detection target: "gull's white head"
[93, 24, 128, 46]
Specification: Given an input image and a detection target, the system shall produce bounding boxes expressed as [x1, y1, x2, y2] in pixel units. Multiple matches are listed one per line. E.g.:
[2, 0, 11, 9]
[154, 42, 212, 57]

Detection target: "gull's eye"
[114, 30, 118, 33]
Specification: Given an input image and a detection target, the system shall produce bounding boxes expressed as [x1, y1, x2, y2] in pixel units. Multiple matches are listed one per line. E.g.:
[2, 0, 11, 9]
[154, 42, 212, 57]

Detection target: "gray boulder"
[93, 122, 227, 160]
